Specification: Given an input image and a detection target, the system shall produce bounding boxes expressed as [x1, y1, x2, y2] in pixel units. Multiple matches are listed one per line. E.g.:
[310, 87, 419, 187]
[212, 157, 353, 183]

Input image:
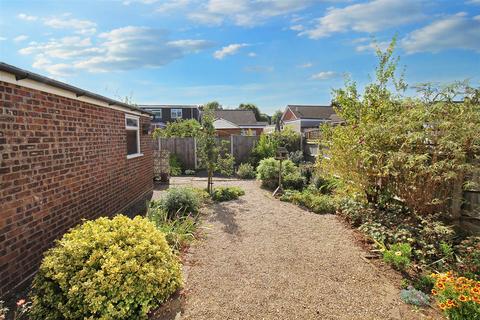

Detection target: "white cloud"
[355, 38, 391, 53]
[301, 0, 425, 39]
[247, 52, 257, 57]
[290, 24, 304, 31]
[14, 35, 29, 43]
[18, 13, 38, 21]
[0, 37, 7, 41]
[298, 62, 313, 68]
[189, 0, 314, 27]
[467, 0, 480, 4]
[155, 0, 191, 13]
[311, 71, 337, 80]
[44, 16, 97, 35]
[20, 26, 213, 76]
[213, 43, 248, 59]
[402, 13, 480, 53]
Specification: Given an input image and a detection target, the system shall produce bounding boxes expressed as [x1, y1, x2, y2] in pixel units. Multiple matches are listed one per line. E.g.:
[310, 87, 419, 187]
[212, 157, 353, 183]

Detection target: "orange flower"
[446, 299, 454, 307]
[431, 289, 438, 295]
[473, 287, 480, 295]
[458, 295, 469, 302]
[438, 303, 447, 310]
[436, 282, 445, 290]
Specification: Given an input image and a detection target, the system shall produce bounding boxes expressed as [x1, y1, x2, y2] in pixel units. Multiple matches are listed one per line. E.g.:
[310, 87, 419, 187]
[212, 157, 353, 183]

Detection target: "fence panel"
[231, 135, 259, 164]
[158, 137, 196, 169]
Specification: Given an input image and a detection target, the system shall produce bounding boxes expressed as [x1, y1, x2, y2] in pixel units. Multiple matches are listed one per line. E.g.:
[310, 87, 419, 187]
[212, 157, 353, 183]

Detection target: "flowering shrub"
[431, 272, 480, 320]
[29, 216, 182, 320]
[382, 243, 412, 271]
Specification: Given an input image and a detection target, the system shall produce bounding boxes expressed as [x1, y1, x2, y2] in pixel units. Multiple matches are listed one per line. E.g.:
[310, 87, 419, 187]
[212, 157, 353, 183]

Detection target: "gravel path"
[155, 178, 439, 320]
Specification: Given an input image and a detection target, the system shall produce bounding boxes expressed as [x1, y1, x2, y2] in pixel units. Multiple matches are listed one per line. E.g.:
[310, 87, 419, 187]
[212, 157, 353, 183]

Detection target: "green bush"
[283, 171, 306, 190]
[250, 134, 277, 166]
[211, 186, 245, 202]
[288, 150, 303, 165]
[216, 153, 235, 177]
[29, 216, 182, 320]
[169, 154, 182, 176]
[237, 163, 256, 179]
[160, 187, 200, 218]
[184, 169, 195, 175]
[280, 190, 336, 214]
[256, 157, 300, 190]
[147, 202, 198, 250]
[383, 243, 412, 270]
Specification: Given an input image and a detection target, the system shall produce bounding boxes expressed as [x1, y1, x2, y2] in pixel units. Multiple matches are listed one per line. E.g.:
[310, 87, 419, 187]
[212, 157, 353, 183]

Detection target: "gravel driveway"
[154, 177, 440, 320]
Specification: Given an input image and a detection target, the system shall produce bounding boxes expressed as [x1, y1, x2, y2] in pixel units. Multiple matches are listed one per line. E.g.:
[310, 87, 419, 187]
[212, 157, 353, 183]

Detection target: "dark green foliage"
[159, 187, 200, 218]
[283, 172, 306, 190]
[153, 119, 201, 138]
[169, 154, 183, 176]
[237, 163, 256, 179]
[288, 150, 303, 165]
[256, 158, 300, 190]
[211, 186, 245, 202]
[412, 274, 435, 293]
[280, 190, 336, 214]
[455, 236, 480, 280]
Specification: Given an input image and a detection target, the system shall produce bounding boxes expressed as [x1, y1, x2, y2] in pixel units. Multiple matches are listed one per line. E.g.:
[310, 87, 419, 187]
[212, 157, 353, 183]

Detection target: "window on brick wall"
[125, 114, 142, 159]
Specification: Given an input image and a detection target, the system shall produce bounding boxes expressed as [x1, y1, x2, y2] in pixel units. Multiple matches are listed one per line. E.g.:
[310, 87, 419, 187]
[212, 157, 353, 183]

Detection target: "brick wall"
[0, 81, 153, 297]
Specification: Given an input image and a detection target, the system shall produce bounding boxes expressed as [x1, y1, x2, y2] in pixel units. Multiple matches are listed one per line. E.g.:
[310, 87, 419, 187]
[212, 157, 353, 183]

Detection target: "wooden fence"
[154, 135, 259, 170]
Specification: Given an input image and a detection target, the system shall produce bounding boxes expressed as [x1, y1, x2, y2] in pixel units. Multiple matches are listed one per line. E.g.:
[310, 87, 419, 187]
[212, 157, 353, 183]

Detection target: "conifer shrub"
[29, 215, 182, 320]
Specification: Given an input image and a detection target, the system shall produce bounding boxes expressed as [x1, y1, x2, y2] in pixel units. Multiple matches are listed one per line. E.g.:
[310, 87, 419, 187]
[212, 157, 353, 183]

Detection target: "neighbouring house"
[280, 104, 342, 133]
[213, 109, 267, 137]
[139, 104, 201, 129]
[0, 62, 154, 297]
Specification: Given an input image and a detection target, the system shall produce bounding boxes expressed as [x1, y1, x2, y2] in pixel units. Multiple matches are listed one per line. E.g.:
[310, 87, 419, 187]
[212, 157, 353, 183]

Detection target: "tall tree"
[271, 110, 283, 126]
[204, 101, 222, 111]
[239, 103, 261, 121]
[197, 108, 217, 193]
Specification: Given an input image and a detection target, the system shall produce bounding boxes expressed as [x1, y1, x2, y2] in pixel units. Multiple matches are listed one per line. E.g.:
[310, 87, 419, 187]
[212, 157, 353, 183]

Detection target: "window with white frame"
[125, 115, 141, 158]
[171, 108, 182, 119]
[152, 109, 162, 120]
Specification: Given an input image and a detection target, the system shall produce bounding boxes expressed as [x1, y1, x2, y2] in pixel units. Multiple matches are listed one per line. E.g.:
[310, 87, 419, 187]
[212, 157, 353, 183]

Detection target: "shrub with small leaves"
[169, 154, 183, 176]
[383, 242, 412, 271]
[29, 215, 182, 320]
[256, 157, 300, 190]
[184, 169, 196, 175]
[159, 187, 200, 218]
[211, 186, 245, 202]
[237, 163, 256, 179]
[400, 286, 431, 306]
[280, 190, 335, 214]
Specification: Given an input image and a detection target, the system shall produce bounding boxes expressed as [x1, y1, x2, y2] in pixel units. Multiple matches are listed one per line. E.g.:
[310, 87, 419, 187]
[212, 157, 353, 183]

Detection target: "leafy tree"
[204, 101, 222, 111]
[239, 103, 263, 121]
[271, 110, 283, 126]
[318, 38, 480, 217]
[152, 119, 201, 139]
[196, 108, 235, 192]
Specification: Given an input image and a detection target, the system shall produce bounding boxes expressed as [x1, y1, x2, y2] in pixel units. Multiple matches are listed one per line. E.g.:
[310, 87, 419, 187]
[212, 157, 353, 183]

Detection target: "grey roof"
[214, 110, 260, 126]
[139, 104, 199, 109]
[0, 62, 152, 116]
[287, 105, 336, 119]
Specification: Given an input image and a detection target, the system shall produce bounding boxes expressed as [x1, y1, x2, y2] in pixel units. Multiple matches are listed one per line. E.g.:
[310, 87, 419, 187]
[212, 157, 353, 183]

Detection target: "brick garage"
[0, 63, 154, 297]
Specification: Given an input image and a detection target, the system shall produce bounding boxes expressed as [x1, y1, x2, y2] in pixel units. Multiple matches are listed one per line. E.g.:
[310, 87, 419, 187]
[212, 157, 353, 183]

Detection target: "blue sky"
[1, 0, 479, 114]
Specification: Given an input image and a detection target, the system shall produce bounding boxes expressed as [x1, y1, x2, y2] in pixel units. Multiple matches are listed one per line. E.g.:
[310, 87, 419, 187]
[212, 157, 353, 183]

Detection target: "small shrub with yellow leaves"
[431, 271, 480, 320]
[29, 215, 182, 320]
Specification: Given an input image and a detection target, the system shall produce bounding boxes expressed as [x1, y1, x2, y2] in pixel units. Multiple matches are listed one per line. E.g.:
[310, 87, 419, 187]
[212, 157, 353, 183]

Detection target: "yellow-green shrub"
[29, 215, 182, 320]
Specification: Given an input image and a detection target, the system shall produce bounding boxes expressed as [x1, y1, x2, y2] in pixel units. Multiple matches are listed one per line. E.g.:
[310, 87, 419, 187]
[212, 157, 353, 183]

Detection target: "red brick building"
[0, 63, 154, 297]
